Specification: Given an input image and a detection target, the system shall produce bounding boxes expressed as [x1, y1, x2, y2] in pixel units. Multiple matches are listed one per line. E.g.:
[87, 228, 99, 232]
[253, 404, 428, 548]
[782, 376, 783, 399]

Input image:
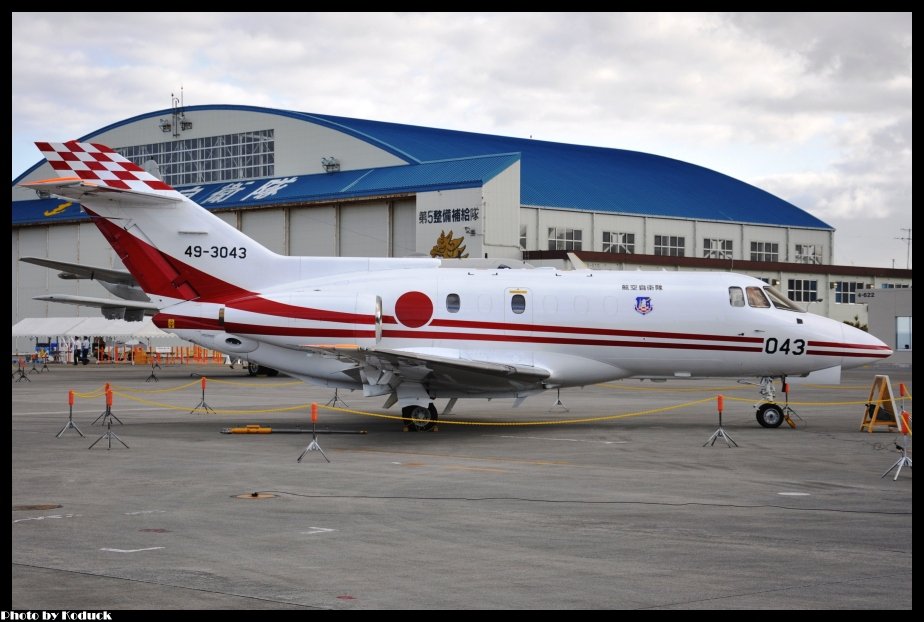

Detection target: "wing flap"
[304, 345, 549, 393]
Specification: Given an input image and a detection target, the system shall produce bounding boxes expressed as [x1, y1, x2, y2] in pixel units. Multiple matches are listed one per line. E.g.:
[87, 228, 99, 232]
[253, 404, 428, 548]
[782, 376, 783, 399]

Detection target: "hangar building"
[12, 104, 912, 351]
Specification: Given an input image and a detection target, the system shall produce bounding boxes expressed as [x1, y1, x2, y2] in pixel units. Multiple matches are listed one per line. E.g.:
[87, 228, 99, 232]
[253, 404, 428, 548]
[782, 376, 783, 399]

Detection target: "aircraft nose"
[840, 322, 893, 367]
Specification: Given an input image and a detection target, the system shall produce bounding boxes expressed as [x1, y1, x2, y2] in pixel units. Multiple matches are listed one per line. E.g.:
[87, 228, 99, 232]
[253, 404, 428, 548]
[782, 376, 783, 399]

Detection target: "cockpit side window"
[763, 287, 805, 312]
[746, 286, 771, 308]
[728, 287, 745, 307]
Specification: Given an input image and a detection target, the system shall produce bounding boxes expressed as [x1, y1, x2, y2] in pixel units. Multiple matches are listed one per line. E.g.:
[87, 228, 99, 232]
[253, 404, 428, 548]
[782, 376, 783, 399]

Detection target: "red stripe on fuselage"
[808, 340, 893, 351]
[806, 349, 892, 358]
[228, 296, 377, 326]
[430, 318, 763, 342]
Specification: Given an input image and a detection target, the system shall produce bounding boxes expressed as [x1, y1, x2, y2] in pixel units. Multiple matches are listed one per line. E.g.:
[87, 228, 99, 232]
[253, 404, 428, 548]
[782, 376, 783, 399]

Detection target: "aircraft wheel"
[247, 362, 260, 377]
[402, 404, 437, 431]
[756, 403, 785, 428]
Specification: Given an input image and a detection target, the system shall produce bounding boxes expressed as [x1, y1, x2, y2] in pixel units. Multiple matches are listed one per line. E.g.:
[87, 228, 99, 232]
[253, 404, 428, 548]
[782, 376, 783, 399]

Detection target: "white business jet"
[22, 141, 892, 430]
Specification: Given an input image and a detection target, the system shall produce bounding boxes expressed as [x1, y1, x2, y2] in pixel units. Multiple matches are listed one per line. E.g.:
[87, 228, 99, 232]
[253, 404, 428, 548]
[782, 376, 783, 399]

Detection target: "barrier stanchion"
[92, 384, 123, 426]
[882, 410, 912, 480]
[88, 392, 129, 451]
[297, 402, 330, 463]
[15, 357, 30, 382]
[704, 394, 737, 447]
[56, 389, 85, 438]
[190, 376, 216, 414]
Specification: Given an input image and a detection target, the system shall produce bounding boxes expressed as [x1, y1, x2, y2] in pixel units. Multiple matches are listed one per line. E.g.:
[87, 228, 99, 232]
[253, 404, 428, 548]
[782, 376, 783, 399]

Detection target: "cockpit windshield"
[763, 287, 805, 312]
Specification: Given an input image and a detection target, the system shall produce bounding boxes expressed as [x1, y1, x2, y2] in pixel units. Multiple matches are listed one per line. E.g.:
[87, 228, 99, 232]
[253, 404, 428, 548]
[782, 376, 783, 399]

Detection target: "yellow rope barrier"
[110, 379, 200, 394]
[206, 377, 303, 387]
[723, 395, 912, 406]
[112, 391, 311, 414]
[319, 397, 715, 426]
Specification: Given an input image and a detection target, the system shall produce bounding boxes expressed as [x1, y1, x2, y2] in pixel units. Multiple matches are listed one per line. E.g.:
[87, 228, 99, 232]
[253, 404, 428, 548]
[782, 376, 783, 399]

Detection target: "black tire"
[402, 404, 437, 431]
[247, 362, 260, 377]
[756, 403, 785, 428]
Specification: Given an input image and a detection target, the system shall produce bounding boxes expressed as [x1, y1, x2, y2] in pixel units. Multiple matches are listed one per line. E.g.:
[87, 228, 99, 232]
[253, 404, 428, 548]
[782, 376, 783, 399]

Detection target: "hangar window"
[703, 238, 733, 260]
[511, 294, 526, 314]
[446, 293, 461, 313]
[750, 241, 779, 262]
[795, 244, 823, 265]
[834, 281, 863, 304]
[746, 286, 771, 308]
[118, 129, 275, 187]
[603, 232, 635, 254]
[654, 235, 685, 257]
[728, 287, 745, 307]
[787, 279, 818, 303]
[548, 227, 583, 251]
[519, 225, 528, 250]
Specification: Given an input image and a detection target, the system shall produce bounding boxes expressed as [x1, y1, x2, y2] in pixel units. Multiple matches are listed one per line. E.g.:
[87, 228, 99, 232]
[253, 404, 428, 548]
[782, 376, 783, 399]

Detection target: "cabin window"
[728, 287, 745, 307]
[746, 286, 771, 308]
[511, 294, 526, 314]
[446, 293, 461, 313]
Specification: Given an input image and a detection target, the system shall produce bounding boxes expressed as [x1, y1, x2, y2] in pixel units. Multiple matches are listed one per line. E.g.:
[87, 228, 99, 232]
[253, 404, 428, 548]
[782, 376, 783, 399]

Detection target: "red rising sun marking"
[394, 291, 433, 328]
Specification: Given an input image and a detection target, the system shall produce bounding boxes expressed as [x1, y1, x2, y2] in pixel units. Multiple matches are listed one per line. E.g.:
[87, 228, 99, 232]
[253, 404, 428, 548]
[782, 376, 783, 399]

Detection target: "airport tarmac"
[11, 363, 912, 609]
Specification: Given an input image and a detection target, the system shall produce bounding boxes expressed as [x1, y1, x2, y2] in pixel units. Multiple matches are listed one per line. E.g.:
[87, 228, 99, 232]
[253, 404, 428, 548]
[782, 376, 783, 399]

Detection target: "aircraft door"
[504, 288, 533, 336]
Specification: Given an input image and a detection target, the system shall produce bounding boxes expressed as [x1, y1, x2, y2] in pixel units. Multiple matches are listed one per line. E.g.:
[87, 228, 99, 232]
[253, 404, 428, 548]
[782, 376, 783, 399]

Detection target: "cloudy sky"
[11, 12, 912, 268]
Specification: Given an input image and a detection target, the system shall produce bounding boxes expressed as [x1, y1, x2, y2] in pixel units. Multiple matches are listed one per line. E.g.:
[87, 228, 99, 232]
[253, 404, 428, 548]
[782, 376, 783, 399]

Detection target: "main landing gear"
[401, 403, 439, 431]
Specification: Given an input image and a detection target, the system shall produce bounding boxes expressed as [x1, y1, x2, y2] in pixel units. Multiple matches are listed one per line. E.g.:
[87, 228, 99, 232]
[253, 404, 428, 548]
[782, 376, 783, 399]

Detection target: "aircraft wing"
[33, 295, 157, 321]
[305, 346, 550, 394]
[20, 256, 137, 286]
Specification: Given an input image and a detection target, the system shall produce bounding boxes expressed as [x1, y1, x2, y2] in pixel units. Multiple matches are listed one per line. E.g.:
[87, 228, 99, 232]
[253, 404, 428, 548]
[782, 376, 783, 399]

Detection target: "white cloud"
[11, 12, 911, 268]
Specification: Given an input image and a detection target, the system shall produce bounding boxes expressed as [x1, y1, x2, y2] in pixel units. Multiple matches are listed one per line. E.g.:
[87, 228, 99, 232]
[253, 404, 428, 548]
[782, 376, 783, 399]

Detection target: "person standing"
[71, 336, 80, 365]
[81, 336, 90, 365]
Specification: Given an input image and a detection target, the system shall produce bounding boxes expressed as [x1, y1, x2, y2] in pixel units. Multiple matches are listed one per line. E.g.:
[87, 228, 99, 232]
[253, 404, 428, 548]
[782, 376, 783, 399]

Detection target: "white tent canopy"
[12, 317, 176, 339]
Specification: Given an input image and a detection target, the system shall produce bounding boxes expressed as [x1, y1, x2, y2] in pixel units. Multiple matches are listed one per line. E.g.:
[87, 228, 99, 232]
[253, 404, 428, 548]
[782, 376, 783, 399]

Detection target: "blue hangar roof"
[13, 104, 832, 230]
[11, 152, 520, 226]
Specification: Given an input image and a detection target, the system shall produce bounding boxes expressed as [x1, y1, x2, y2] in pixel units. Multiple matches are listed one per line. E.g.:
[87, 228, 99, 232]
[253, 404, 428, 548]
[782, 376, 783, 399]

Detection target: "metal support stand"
[145, 360, 159, 383]
[704, 404, 738, 448]
[324, 388, 349, 409]
[88, 419, 129, 450]
[56, 403, 85, 438]
[39, 358, 49, 373]
[297, 421, 330, 463]
[14, 361, 30, 382]
[548, 388, 569, 412]
[882, 439, 912, 481]
[29, 357, 40, 374]
[190, 381, 216, 415]
[92, 402, 123, 426]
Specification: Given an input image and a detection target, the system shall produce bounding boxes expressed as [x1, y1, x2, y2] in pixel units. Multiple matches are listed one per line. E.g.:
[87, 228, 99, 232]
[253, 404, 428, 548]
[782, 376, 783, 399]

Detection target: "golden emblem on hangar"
[430, 230, 469, 259]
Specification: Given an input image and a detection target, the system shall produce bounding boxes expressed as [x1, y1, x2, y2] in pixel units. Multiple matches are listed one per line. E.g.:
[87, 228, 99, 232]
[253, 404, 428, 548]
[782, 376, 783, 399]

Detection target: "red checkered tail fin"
[22, 140, 184, 203]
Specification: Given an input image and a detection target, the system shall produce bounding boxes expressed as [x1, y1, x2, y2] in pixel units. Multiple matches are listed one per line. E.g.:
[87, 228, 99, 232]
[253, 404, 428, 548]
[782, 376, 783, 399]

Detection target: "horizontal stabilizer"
[20, 177, 181, 206]
[20, 256, 136, 286]
[34, 294, 157, 321]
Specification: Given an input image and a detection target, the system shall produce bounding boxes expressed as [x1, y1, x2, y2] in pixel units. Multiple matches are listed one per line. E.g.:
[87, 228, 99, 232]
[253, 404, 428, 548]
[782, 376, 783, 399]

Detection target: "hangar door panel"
[290, 206, 336, 256]
[392, 200, 416, 257]
[340, 203, 388, 257]
[242, 209, 285, 254]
